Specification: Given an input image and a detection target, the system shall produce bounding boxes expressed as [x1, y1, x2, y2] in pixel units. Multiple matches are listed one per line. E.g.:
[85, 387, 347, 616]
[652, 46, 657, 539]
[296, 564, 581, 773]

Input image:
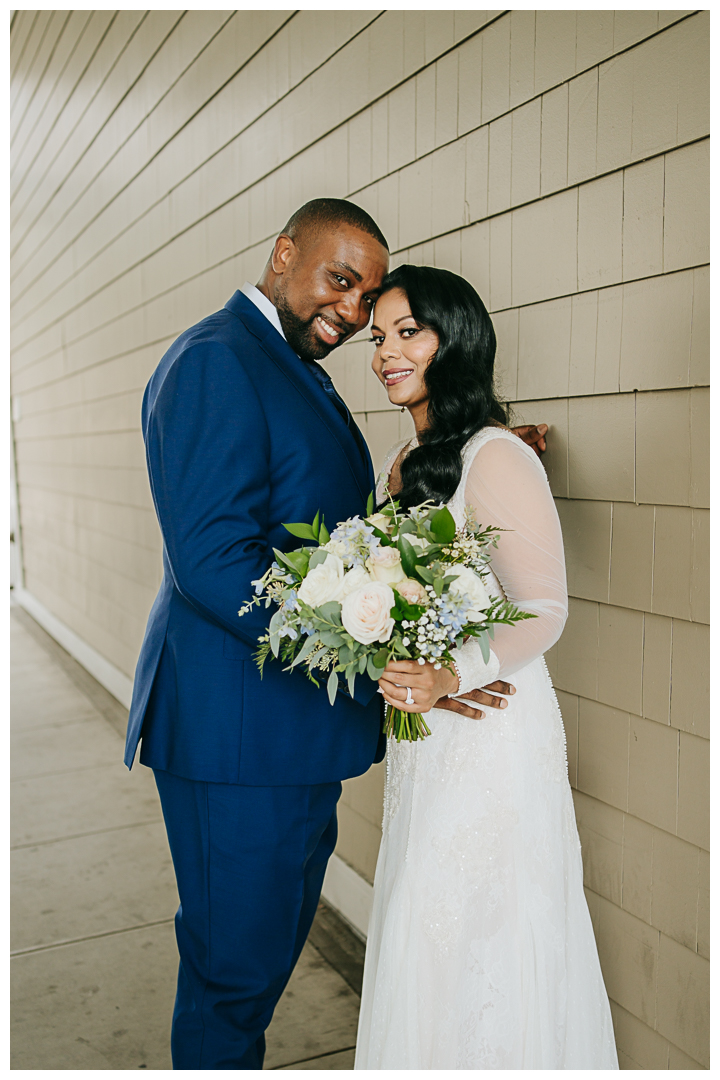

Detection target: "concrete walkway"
[10, 603, 363, 1070]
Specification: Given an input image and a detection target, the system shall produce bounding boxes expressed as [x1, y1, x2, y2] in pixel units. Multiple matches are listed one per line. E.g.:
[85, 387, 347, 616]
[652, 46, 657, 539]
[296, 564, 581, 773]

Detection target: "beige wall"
[11, 10, 708, 1069]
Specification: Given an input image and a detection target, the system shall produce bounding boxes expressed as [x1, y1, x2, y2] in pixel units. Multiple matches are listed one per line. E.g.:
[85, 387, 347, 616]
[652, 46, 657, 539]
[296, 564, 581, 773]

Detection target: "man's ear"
[271, 234, 295, 276]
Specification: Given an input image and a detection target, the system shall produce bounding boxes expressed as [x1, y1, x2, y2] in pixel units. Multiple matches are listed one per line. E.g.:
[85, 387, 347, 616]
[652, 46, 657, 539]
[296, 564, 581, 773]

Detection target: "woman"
[354, 265, 617, 1070]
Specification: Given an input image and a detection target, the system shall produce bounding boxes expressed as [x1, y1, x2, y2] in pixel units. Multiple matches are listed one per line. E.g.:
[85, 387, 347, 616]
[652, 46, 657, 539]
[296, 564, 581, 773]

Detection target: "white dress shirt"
[240, 281, 286, 341]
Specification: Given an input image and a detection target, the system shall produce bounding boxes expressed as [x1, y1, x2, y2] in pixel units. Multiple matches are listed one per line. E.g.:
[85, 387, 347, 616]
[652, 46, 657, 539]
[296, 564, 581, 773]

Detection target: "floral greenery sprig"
[239, 493, 535, 742]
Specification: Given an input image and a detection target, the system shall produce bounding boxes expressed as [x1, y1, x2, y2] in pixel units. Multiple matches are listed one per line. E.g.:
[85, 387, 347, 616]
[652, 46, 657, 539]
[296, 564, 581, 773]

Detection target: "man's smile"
[315, 314, 346, 344]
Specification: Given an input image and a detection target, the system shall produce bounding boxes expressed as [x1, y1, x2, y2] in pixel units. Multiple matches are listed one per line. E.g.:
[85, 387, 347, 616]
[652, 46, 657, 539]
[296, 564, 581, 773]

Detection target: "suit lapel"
[224, 291, 374, 500]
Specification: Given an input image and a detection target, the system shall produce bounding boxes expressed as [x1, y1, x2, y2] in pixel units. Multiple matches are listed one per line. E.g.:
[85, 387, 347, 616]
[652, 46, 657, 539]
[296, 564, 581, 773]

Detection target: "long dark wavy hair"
[379, 264, 508, 510]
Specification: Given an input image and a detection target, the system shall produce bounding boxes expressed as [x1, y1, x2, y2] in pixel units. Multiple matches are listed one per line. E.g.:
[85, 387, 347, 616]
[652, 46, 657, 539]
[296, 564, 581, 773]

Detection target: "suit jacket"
[124, 290, 385, 785]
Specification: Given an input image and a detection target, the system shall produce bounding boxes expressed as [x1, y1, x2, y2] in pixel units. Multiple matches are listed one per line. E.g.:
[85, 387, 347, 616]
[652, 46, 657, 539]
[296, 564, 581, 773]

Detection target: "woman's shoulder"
[461, 424, 547, 478]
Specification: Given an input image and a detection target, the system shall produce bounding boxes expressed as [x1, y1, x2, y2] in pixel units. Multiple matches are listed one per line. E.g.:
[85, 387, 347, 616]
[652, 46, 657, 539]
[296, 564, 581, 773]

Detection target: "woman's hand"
[379, 660, 516, 721]
[379, 659, 459, 714]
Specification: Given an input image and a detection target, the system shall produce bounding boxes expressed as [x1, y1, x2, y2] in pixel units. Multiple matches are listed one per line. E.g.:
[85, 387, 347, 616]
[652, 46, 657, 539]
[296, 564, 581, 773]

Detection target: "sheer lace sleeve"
[451, 432, 568, 689]
[375, 438, 411, 503]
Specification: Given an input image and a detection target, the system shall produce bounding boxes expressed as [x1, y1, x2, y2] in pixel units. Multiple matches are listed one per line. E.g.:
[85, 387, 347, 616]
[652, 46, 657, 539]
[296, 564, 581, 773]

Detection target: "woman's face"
[370, 288, 439, 412]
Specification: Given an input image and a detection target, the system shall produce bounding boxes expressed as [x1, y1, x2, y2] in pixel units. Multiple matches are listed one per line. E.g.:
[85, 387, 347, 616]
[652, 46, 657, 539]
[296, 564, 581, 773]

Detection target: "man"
[125, 199, 545, 1068]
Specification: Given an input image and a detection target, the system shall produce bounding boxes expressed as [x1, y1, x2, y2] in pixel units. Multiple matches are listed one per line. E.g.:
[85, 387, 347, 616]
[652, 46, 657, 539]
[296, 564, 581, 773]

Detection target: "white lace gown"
[354, 428, 618, 1070]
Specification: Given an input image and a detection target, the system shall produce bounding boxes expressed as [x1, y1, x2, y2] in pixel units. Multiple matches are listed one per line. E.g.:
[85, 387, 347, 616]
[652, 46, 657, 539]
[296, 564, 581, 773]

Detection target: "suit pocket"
[223, 632, 255, 661]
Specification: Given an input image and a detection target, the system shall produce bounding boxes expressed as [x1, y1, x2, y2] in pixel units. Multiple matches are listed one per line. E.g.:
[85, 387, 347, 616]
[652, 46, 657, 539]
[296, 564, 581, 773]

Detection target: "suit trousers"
[152, 768, 342, 1069]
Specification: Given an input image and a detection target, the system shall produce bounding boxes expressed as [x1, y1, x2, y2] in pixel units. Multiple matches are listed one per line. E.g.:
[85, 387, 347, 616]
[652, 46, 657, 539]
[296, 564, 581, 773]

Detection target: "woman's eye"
[372, 336, 384, 346]
[401, 328, 418, 337]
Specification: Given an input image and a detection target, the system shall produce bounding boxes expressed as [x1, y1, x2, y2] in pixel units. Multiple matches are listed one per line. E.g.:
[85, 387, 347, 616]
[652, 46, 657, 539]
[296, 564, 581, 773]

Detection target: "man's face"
[272, 225, 389, 361]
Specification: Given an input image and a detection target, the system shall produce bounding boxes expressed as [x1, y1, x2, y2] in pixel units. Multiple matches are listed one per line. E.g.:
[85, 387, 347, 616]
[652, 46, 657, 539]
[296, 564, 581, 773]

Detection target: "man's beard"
[275, 291, 338, 361]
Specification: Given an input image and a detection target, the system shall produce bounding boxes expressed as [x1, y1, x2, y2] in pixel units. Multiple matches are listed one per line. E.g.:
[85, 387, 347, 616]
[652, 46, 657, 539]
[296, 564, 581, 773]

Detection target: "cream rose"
[297, 553, 345, 607]
[339, 564, 372, 598]
[445, 564, 492, 619]
[341, 582, 395, 644]
[366, 546, 407, 586]
[395, 578, 429, 606]
[366, 512, 392, 533]
[321, 538, 350, 563]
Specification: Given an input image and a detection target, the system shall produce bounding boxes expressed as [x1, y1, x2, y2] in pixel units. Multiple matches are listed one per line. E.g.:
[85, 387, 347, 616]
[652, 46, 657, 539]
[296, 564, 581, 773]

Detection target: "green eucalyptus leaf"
[290, 634, 319, 668]
[272, 548, 297, 574]
[346, 666, 357, 698]
[327, 669, 339, 705]
[431, 506, 456, 543]
[316, 601, 342, 620]
[282, 550, 310, 576]
[366, 656, 382, 680]
[283, 522, 317, 541]
[308, 548, 330, 570]
[478, 631, 490, 663]
[373, 647, 389, 670]
[397, 534, 417, 578]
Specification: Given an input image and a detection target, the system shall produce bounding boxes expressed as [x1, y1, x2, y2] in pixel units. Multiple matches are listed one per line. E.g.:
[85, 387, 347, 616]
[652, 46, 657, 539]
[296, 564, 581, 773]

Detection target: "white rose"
[321, 538, 350, 562]
[339, 564, 372, 598]
[297, 553, 345, 607]
[445, 564, 492, 618]
[395, 578, 429, 606]
[341, 582, 395, 644]
[366, 512, 392, 533]
[366, 546, 407, 586]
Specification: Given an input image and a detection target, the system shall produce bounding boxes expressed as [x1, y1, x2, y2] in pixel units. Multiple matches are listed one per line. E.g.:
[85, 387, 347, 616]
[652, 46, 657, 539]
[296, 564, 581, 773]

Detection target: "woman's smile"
[382, 367, 414, 385]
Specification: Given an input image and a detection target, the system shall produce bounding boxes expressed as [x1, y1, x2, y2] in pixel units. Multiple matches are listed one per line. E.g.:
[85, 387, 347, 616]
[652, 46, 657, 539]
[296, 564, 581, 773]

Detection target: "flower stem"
[383, 706, 432, 742]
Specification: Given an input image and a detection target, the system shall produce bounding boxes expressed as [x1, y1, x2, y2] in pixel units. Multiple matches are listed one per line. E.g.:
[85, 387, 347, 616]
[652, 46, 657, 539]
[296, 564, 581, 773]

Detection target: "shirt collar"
[240, 281, 286, 342]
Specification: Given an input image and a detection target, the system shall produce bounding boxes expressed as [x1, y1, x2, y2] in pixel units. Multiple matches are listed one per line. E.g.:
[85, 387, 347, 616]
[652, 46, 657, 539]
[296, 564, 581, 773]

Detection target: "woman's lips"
[383, 368, 413, 386]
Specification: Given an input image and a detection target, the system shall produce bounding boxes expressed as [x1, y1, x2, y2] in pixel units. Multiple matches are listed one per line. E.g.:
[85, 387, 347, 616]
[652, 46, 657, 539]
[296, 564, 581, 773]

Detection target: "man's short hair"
[282, 198, 389, 251]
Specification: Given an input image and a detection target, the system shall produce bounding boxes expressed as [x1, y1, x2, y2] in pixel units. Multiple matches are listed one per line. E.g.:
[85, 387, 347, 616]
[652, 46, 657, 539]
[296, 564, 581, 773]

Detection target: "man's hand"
[435, 680, 516, 720]
[511, 423, 548, 457]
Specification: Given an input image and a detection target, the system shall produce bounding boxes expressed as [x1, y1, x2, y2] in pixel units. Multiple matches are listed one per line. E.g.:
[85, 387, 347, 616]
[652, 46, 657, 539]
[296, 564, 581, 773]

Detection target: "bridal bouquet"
[239, 496, 533, 742]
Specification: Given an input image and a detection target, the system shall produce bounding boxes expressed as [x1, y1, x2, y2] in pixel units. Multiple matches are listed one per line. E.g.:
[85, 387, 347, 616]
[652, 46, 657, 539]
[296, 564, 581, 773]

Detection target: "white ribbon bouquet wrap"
[239, 495, 534, 742]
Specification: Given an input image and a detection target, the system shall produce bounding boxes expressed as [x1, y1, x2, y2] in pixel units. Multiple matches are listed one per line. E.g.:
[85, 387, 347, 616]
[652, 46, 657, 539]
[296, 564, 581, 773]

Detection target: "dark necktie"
[303, 359, 367, 460]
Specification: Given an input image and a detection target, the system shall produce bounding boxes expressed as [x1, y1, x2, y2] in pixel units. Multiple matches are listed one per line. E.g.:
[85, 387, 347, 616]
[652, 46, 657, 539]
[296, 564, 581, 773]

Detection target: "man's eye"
[334, 275, 349, 287]
[363, 295, 375, 306]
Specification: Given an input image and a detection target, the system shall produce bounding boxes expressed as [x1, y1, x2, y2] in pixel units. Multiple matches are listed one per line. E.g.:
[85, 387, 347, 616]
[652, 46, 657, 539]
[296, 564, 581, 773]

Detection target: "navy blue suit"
[125, 291, 384, 1067]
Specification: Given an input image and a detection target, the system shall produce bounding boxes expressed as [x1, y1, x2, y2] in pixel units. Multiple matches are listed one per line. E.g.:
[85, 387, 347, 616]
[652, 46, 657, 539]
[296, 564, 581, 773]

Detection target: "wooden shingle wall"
[11, 11, 708, 1068]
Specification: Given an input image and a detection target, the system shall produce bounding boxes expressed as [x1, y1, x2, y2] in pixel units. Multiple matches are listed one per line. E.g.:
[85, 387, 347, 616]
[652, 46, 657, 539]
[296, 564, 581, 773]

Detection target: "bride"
[354, 265, 618, 1070]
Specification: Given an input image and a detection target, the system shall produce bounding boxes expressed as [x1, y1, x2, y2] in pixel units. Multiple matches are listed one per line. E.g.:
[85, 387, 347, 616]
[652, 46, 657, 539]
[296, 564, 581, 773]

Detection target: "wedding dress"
[354, 427, 618, 1070]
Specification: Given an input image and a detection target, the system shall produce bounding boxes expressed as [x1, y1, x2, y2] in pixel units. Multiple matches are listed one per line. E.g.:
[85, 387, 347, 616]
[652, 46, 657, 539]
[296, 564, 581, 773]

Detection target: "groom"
[125, 198, 545, 1069]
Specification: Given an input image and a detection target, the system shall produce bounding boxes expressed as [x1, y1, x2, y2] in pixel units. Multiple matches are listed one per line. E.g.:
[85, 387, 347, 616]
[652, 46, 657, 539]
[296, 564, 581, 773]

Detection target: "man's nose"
[334, 290, 363, 328]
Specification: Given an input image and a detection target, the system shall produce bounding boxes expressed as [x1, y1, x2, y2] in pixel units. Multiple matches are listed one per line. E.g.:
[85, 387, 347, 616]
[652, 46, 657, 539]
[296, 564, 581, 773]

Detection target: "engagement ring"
[405, 686, 415, 705]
